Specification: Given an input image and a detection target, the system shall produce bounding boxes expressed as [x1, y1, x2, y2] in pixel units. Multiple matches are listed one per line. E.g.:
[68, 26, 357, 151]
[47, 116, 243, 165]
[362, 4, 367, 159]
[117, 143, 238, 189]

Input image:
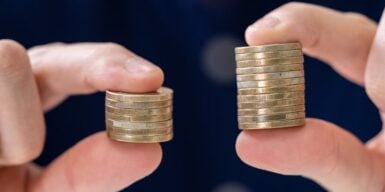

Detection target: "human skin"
[1, 2, 385, 192]
[0, 41, 164, 192]
[236, 2, 385, 192]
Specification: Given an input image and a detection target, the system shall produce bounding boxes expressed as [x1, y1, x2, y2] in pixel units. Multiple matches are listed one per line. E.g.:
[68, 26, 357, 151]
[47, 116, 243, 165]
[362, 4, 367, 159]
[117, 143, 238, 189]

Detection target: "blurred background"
[1, 0, 385, 191]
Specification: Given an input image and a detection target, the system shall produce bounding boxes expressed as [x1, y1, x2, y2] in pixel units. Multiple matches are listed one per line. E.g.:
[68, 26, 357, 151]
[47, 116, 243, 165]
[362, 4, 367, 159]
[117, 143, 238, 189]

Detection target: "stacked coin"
[235, 42, 306, 129]
[105, 87, 173, 143]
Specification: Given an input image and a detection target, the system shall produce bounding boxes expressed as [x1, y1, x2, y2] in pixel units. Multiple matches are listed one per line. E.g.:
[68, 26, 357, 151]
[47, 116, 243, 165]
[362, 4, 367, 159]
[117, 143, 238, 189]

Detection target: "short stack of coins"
[105, 87, 173, 143]
[235, 42, 306, 129]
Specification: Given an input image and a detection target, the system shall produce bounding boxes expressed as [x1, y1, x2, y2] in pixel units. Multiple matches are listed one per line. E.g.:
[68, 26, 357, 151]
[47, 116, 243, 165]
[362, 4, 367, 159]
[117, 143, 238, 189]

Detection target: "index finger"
[245, 2, 377, 85]
[28, 43, 164, 111]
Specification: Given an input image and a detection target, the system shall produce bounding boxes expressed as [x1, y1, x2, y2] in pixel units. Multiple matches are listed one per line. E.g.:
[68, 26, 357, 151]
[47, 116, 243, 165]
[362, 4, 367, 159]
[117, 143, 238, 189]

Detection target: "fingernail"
[248, 16, 281, 31]
[125, 57, 158, 73]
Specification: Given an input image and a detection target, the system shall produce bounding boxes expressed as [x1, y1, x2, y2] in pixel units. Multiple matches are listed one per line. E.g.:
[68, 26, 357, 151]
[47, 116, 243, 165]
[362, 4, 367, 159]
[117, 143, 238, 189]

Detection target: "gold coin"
[107, 126, 172, 136]
[238, 105, 305, 115]
[238, 112, 305, 123]
[106, 113, 172, 122]
[106, 119, 173, 129]
[238, 98, 305, 109]
[235, 43, 302, 54]
[106, 106, 172, 116]
[237, 77, 304, 88]
[105, 99, 172, 109]
[237, 71, 304, 81]
[238, 84, 305, 95]
[236, 56, 304, 67]
[106, 87, 173, 102]
[238, 118, 305, 129]
[107, 132, 173, 143]
[236, 64, 303, 74]
[237, 92, 304, 102]
[235, 50, 303, 61]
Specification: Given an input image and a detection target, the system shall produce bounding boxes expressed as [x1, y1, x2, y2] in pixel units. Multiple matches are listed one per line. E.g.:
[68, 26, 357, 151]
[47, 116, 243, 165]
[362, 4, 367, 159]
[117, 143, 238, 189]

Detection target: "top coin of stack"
[235, 42, 306, 129]
[105, 87, 173, 143]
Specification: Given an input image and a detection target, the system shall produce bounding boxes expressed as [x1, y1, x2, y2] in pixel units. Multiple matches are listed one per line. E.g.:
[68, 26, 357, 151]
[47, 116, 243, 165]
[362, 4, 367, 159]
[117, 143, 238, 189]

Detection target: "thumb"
[236, 119, 385, 192]
[29, 132, 162, 192]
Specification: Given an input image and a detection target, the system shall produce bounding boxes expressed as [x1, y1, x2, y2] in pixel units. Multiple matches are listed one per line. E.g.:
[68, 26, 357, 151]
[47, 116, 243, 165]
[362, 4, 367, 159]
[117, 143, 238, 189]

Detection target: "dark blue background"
[1, 0, 384, 191]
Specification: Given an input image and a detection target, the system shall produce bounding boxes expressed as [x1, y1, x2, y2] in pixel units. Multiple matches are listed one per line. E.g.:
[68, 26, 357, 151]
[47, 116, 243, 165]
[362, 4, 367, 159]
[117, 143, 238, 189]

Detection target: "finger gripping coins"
[235, 43, 306, 129]
[105, 87, 173, 143]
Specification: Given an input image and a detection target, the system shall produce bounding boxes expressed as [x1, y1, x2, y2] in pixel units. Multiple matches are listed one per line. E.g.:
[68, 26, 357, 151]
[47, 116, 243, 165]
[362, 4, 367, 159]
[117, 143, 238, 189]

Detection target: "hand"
[235, 3, 385, 191]
[0, 41, 164, 191]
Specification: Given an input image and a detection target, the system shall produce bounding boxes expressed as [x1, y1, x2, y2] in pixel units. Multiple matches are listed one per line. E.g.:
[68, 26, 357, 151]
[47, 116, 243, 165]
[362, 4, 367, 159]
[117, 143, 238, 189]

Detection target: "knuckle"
[0, 39, 30, 75]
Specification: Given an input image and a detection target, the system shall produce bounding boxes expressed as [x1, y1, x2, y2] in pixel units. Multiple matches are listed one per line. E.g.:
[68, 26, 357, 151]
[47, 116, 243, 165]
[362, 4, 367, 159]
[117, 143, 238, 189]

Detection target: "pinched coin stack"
[105, 87, 173, 143]
[235, 42, 306, 129]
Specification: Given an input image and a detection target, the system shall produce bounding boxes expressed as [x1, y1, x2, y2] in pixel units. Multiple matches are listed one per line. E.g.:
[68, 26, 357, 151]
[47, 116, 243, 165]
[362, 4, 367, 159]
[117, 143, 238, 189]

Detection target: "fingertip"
[235, 126, 290, 173]
[86, 57, 164, 93]
[105, 134, 163, 178]
[83, 133, 163, 190]
[244, 16, 282, 46]
[125, 66, 164, 93]
[235, 130, 256, 168]
[92, 132, 163, 183]
[122, 56, 165, 92]
[244, 26, 257, 46]
[243, 2, 318, 47]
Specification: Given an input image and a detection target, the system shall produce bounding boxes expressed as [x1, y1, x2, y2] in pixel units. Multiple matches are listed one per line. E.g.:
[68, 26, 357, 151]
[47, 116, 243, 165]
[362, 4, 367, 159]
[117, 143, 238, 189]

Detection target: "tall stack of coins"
[235, 42, 306, 129]
[105, 87, 173, 143]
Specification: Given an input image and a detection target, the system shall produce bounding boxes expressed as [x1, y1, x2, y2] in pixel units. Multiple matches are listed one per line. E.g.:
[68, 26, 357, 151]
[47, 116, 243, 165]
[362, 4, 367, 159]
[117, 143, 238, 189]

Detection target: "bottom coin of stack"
[235, 42, 306, 129]
[105, 87, 173, 143]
